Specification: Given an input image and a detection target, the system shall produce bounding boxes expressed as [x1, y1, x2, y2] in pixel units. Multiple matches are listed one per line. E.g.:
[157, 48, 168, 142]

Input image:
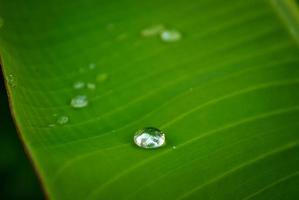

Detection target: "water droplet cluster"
[141, 24, 182, 42]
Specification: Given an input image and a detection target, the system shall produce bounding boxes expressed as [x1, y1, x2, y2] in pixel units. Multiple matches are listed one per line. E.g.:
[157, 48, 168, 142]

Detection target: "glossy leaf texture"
[0, 0, 299, 199]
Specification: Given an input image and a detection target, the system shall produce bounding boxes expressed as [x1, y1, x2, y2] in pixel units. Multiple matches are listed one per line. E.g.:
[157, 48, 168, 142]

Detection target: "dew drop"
[134, 127, 165, 149]
[96, 73, 108, 82]
[70, 95, 88, 108]
[160, 29, 182, 42]
[172, 146, 176, 149]
[56, 115, 69, 125]
[141, 24, 165, 37]
[73, 81, 85, 89]
[87, 82, 96, 90]
[7, 74, 16, 88]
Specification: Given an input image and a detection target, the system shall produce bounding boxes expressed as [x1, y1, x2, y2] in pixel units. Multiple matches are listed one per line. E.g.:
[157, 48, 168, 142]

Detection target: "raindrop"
[134, 127, 165, 149]
[7, 74, 16, 88]
[73, 81, 85, 89]
[87, 83, 96, 90]
[141, 24, 165, 37]
[56, 115, 69, 125]
[172, 146, 176, 149]
[70, 95, 88, 108]
[96, 73, 108, 82]
[160, 29, 182, 42]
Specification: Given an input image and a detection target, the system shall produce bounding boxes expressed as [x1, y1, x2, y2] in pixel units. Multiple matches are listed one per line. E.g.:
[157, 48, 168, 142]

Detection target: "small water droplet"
[73, 81, 85, 89]
[96, 73, 108, 82]
[7, 74, 16, 88]
[87, 82, 96, 90]
[172, 146, 176, 149]
[48, 124, 56, 128]
[70, 95, 88, 108]
[160, 29, 182, 42]
[56, 115, 69, 125]
[141, 24, 165, 37]
[89, 63, 96, 70]
[134, 127, 165, 149]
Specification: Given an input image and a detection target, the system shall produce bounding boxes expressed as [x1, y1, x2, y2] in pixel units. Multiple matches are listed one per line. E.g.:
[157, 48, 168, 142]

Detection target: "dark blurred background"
[0, 67, 43, 199]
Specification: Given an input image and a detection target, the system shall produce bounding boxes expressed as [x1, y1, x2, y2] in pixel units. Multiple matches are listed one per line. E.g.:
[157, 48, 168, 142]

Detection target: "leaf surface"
[0, 0, 299, 199]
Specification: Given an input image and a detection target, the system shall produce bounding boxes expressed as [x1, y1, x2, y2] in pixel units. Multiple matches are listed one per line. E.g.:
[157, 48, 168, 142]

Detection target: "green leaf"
[1, 0, 299, 199]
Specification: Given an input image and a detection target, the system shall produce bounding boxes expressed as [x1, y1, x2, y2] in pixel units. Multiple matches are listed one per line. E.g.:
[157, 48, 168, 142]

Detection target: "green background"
[0, 0, 299, 199]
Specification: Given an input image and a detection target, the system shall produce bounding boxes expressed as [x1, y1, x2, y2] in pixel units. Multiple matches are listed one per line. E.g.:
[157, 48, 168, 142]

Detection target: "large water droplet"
[70, 95, 88, 108]
[56, 115, 69, 125]
[134, 127, 165, 149]
[73, 81, 85, 89]
[141, 24, 165, 37]
[160, 29, 182, 42]
[7, 74, 16, 88]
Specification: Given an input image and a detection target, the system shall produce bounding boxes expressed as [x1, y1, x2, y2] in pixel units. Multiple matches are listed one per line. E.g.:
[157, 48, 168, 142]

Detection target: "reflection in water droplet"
[73, 81, 85, 89]
[70, 95, 88, 108]
[141, 24, 165, 37]
[56, 115, 69, 125]
[160, 29, 182, 42]
[134, 127, 165, 149]
[96, 73, 108, 82]
[89, 63, 96, 70]
[87, 83, 96, 90]
[7, 74, 16, 88]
